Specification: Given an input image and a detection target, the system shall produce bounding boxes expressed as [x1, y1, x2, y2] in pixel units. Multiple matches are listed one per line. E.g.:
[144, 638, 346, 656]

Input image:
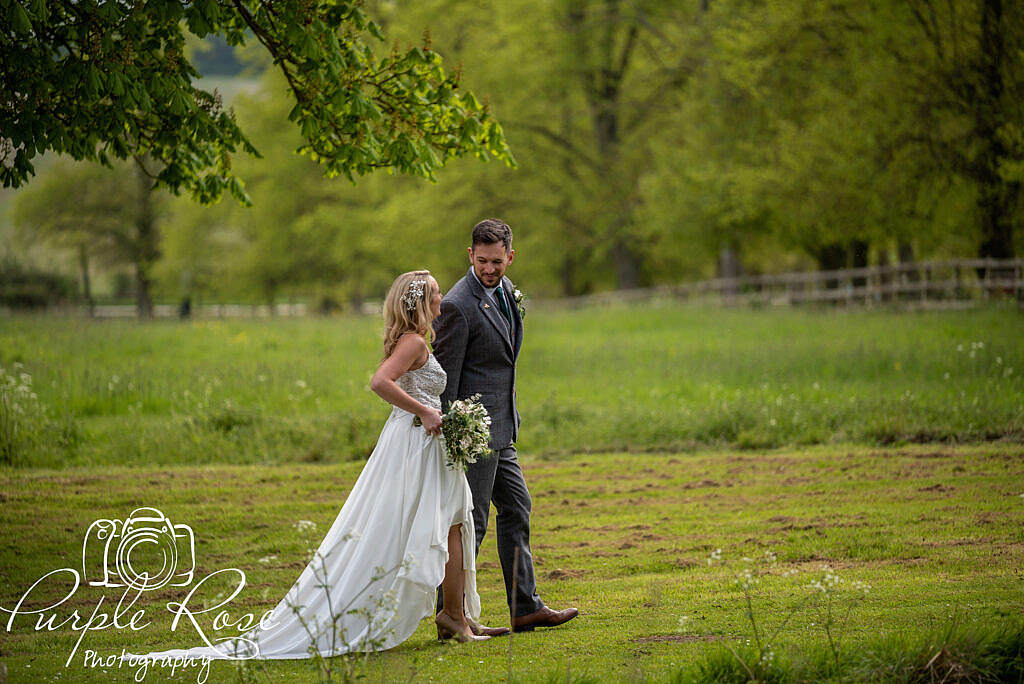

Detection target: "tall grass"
[0, 304, 1021, 467]
[671, 620, 1024, 683]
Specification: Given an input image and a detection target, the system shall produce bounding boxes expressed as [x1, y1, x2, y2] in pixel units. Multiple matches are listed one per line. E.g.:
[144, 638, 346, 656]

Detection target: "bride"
[137, 270, 496, 662]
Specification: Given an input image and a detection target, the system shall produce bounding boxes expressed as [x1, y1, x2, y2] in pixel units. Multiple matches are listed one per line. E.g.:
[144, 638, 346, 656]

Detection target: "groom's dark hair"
[472, 219, 513, 252]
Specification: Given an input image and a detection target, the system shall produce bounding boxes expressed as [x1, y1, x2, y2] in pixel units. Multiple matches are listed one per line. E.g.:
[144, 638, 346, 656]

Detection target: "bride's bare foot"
[435, 612, 491, 643]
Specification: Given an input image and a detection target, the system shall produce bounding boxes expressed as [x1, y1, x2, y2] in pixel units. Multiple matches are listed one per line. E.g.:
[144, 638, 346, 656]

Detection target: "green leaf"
[367, 20, 384, 41]
[10, 2, 32, 35]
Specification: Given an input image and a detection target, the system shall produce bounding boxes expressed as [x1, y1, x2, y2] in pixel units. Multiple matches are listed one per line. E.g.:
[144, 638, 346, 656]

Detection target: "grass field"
[1, 444, 1022, 682]
[1, 305, 1023, 682]
[1, 304, 1023, 468]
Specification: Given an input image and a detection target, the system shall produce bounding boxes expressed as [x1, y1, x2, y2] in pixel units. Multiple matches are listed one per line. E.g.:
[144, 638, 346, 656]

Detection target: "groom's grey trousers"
[437, 444, 543, 618]
[465, 445, 544, 618]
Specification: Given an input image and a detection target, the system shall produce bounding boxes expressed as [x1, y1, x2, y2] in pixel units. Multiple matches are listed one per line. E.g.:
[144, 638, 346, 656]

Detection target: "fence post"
[1011, 259, 1019, 307]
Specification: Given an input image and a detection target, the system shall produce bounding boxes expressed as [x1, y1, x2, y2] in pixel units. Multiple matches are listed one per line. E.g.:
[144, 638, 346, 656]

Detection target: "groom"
[433, 219, 578, 632]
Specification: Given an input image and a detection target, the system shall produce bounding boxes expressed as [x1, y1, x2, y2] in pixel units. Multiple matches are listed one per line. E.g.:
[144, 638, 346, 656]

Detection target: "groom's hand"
[418, 408, 443, 436]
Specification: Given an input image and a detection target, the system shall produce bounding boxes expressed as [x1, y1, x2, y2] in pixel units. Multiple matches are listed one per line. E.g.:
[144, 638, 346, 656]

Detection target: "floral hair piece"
[402, 279, 427, 311]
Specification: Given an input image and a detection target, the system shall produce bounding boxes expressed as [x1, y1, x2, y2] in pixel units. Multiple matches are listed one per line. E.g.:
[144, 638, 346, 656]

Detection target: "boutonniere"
[512, 288, 526, 319]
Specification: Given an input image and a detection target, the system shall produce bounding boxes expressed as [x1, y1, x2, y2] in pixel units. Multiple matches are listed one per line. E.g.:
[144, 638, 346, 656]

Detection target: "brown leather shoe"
[511, 606, 579, 632]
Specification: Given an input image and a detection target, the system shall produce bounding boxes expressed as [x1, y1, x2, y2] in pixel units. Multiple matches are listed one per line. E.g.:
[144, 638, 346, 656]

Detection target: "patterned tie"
[495, 286, 512, 327]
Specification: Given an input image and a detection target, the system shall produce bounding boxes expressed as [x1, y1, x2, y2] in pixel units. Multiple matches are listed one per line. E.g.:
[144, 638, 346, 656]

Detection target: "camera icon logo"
[82, 507, 195, 591]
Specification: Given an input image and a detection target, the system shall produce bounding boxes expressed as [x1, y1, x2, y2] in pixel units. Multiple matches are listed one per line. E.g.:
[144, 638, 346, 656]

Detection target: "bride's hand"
[418, 408, 443, 436]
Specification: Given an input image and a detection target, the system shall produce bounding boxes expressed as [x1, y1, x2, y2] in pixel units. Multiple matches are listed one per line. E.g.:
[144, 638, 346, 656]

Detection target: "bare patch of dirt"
[767, 515, 797, 524]
[767, 516, 869, 534]
[681, 479, 721, 489]
[975, 511, 1012, 525]
[899, 450, 957, 459]
[919, 538, 992, 548]
[918, 483, 955, 493]
[547, 568, 585, 580]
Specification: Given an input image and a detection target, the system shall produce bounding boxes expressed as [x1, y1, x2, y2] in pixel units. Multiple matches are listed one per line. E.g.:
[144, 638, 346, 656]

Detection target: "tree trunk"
[974, 0, 1017, 260]
[560, 254, 578, 298]
[558, 102, 581, 298]
[977, 185, 1017, 259]
[578, 0, 645, 291]
[264, 283, 277, 316]
[348, 288, 364, 314]
[850, 239, 869, 288]
[77, 244, 94, 317]
[612, 238, 642, 290]
[877, 245, 892, 302]
[897, 241, 914, 264]
[718, 245, 741, 279]
[896, 240, 917, 295]
[718, 244, 741, 301]
[133, 158, 159, 319]
[813, 242, 848, 289]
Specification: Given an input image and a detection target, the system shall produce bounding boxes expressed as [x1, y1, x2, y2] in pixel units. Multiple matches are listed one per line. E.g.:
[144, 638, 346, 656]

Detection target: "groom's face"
[469, 242, 514, 288]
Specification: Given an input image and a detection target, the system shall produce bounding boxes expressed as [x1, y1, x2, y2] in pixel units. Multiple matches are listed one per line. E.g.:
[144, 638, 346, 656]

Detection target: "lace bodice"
[396, 353, 446, 411]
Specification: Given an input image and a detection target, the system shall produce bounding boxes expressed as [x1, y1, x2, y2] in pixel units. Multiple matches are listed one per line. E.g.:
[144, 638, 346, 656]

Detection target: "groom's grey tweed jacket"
[433, 267, 523, 450]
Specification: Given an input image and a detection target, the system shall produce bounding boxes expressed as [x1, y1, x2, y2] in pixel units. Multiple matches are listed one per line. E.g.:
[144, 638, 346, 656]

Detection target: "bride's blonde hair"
[383, 270, 436, 359]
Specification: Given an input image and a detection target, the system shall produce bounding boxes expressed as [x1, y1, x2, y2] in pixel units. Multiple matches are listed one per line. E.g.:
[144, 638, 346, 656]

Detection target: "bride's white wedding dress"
[136, 354, 479, 660]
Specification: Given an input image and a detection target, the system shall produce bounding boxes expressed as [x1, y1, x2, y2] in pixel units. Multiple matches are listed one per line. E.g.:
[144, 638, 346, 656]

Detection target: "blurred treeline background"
[2, 0, 1021, 314]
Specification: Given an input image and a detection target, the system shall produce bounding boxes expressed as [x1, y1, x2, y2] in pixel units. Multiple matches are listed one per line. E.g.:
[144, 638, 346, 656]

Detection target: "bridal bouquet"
[415, 394, 492, 471]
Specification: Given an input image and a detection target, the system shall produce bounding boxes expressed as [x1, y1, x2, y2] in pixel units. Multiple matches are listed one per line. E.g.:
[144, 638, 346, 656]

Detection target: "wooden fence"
[73, 302, 309, 318]
[8, 258, 1023, 318]
[558, 259, 1024, 309]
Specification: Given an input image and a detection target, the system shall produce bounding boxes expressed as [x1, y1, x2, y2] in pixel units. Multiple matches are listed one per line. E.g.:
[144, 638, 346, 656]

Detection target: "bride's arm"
[370, 334, 443, 434]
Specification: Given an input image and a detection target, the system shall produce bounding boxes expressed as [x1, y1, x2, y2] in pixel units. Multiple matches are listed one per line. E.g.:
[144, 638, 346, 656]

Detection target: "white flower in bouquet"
[439, 394, 493, 471]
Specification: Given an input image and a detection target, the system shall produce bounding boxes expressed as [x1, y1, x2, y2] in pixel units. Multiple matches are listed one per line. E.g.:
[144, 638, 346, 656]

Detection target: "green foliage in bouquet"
[414, 394, 492, 471]
[439, 394, 492, 471]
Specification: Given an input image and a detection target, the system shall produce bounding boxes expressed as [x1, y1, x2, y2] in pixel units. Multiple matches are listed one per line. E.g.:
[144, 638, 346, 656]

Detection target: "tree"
[0, 0, 514, 203]
[900, 0, 1024, 259]
[376, 0, 711, 294]
[513, 0, 709, 291]
[643, 0, 985, 278]
[12, 158, 164, 317]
